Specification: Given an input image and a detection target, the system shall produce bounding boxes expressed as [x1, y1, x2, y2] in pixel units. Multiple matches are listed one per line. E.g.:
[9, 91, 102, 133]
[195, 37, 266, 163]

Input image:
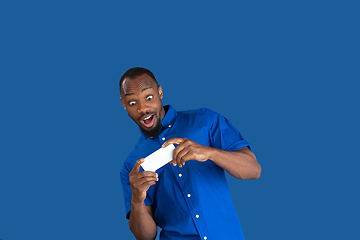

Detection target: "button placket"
[170, 164, 205, 238]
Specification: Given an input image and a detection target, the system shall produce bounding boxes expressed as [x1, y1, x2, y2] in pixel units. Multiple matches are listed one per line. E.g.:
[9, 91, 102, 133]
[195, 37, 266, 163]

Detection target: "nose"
[137, 100, 150, 114]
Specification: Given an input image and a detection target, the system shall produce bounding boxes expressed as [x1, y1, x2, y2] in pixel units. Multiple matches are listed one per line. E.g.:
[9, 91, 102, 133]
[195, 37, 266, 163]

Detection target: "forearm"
[129, 201, 157, 240]
[209, 147, 261, 180]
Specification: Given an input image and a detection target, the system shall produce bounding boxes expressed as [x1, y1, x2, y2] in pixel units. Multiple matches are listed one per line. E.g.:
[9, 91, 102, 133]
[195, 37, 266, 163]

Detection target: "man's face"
[120, 73, 165, 138]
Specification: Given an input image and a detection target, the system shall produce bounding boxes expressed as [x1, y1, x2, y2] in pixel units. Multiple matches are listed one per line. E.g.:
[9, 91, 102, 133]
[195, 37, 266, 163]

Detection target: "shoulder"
[175, 108, 224, 130]
[120, 137, 144, 176]
[177, 107, 219, 120]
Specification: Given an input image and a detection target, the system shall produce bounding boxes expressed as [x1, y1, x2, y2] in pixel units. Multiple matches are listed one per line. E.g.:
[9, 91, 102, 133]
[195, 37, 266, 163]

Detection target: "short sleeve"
[203, 108, 251, 151]
[120, 162, 153, 219]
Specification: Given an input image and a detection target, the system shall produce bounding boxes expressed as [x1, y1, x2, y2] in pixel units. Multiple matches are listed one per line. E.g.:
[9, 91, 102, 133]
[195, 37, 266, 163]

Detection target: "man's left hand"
[162, 138, 213, 168]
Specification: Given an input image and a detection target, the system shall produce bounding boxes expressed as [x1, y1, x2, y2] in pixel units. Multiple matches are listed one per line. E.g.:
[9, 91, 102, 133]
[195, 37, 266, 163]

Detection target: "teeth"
[143, 115, 152, 121]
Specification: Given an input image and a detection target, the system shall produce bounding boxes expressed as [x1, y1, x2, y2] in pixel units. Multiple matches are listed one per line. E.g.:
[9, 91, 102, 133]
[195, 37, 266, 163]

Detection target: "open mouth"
[141, 114, 155, 128]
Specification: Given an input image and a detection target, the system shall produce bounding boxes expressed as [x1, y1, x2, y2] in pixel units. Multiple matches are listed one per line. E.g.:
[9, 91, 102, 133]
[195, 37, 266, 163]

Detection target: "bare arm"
[128, 159, 158, 240]
[210, 146, 261, 179]
[163, 138, 261, 180]
[129, 204, 157, 240]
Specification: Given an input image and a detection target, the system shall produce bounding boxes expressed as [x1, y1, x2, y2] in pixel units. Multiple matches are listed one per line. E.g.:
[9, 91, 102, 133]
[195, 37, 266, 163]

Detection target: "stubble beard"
[138, 109, 164, 138]
[140, 119, 163, 138]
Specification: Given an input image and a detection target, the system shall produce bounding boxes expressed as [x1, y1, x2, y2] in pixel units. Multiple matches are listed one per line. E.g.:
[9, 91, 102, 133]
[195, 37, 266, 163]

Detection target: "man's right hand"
[129, 158, 158, 204]
[128, 159, 158, 240]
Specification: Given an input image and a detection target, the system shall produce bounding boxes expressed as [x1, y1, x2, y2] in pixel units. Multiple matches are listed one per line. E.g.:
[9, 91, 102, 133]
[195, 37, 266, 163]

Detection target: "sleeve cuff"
[225, 140, 252, 152]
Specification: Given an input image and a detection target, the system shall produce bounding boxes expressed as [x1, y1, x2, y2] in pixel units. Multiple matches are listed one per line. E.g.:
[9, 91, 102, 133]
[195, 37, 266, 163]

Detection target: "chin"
[140, 122, 163, 138]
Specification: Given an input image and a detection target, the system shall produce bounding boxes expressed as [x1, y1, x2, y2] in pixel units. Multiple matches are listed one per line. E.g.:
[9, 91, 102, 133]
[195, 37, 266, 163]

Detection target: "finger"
[172, 139, 191, 165]
[171, 146, 186, 167]
[139, 172, 159, 182]
[139, 173, 159, 186]
[162, 138, 185, 148]
[139, 174, 159, 185]
[131, 171, 158, 183]
[129, 158, 144, 175]
[135, 171, 157, 179]
[130, 172, 158, 189]
[138, 180, 157, 192]
[179, 149, 192, 167]
[181, 150, 197, 167]
[170, 160, 180, 167]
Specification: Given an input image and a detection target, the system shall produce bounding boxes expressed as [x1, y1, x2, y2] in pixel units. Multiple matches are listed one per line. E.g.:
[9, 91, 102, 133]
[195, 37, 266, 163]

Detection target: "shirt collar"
[161, 105, 177, 128]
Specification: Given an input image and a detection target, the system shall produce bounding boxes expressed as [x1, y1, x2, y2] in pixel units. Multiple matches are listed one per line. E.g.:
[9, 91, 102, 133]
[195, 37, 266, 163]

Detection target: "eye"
[146, 95, 153, 100]
[129, 101, 136, 106]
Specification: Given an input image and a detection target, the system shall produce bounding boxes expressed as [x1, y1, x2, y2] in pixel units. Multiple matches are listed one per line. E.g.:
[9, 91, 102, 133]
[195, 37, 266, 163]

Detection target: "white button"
[204, 237, 207, 240]
[168, 125, 171, 128]
[178, 173, 182, 177]
[187, 194, 191, 198]
[162, 137, 166, 141]
[195, 214, 199, 218]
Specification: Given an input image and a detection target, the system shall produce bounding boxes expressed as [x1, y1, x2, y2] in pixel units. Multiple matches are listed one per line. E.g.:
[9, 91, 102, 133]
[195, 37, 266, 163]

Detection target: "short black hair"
[119, 67, 158, 94]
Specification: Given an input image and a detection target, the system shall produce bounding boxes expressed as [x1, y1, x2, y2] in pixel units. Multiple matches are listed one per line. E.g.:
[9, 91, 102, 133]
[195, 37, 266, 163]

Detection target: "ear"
[158, 85, 163, 100]
[120, 97, 126, 110]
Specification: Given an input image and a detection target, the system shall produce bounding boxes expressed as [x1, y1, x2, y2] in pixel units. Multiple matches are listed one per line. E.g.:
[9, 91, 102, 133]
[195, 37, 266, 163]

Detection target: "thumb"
[129, 158, 144, 175]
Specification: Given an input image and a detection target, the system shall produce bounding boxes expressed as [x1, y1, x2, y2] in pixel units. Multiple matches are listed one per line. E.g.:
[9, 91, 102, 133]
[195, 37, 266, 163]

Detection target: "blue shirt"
[120, 106, 251, 240]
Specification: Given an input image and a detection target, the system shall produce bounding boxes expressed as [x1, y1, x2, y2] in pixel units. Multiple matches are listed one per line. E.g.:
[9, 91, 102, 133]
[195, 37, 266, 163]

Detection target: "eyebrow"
[124, 87, 153, 97]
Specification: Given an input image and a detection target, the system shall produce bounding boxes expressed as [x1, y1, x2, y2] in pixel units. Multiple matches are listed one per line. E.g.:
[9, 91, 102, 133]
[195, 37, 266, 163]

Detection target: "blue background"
[1, 1, 359, 239]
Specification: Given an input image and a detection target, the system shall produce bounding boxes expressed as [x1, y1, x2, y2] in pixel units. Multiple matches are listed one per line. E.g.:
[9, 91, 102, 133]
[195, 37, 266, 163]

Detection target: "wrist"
[208, 147, 220, 162]
[131, 198, 145, 207]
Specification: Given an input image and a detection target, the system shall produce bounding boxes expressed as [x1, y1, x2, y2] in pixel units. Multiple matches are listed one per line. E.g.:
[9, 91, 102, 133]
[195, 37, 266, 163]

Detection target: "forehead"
[121, 74, 157, 96]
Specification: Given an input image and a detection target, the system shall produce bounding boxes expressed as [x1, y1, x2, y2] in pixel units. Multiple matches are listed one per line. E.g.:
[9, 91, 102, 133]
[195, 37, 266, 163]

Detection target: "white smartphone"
[141, 144, 175, 172]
